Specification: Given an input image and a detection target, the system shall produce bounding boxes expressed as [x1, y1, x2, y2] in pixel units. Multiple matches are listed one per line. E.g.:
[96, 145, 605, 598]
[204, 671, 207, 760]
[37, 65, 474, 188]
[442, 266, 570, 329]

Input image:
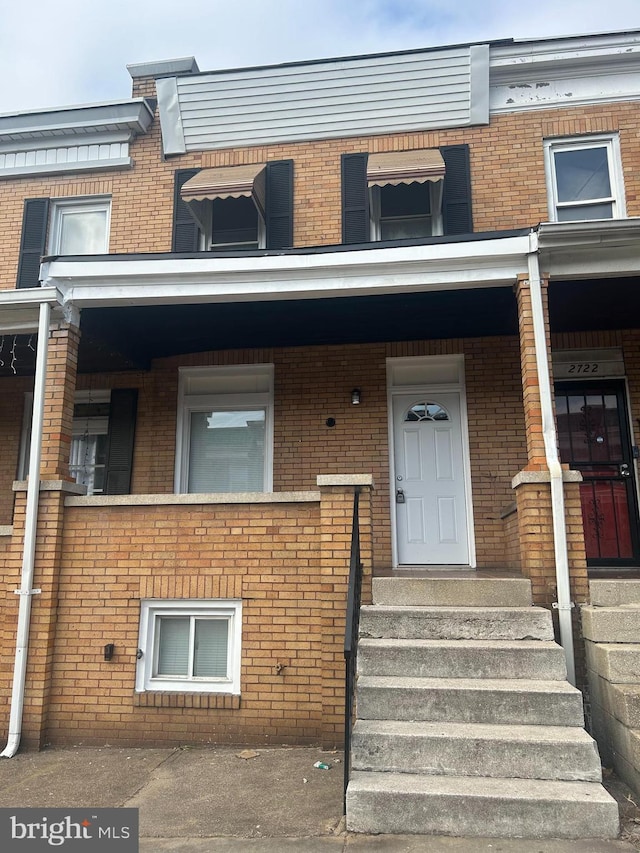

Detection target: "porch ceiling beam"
[42, 236, 531, 309]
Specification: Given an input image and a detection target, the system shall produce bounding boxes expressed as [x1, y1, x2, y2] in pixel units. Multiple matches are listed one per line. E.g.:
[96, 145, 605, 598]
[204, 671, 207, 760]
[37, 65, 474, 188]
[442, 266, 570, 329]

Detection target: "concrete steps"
[358, 638, 567, 680]
[351, 719, 602, 781]
[360, 604, 554, 640]
[356, 675, 586, 725]
[346, 575, 619, 840]
[347, 772, 619, 839]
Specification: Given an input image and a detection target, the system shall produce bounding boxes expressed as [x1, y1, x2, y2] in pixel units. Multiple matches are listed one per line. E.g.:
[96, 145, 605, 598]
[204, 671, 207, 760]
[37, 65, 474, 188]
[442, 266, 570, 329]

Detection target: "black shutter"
[16, 198, 49, 289]
[265, 160, 293, 249]
[104, 389, 138, 495]
[341, 153, 369, 244]
[172, 169, 201, 252]
[441, 145, 473, 235]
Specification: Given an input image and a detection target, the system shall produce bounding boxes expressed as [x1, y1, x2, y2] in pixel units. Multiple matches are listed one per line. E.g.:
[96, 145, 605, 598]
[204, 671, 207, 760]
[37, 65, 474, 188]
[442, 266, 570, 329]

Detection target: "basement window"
[136, 599, 242, 694]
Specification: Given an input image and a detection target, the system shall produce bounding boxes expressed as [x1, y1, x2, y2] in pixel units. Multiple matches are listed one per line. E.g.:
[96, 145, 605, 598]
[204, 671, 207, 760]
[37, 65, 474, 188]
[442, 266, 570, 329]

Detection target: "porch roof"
[0, 287, 64, 334]
[42, 232, 532, 309]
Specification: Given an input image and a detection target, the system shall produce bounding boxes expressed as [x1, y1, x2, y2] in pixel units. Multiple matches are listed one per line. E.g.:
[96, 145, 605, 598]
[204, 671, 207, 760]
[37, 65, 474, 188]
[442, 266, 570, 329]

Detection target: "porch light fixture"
[351, 388, 361, 405]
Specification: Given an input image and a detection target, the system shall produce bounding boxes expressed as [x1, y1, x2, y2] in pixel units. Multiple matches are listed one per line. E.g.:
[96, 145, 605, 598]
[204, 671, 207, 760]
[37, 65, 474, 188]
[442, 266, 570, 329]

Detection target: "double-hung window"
[48, 197, 111, 254]
[176, 365, 274, 494]
[544, 135, 625, 222]
[136, 599, 242, 694]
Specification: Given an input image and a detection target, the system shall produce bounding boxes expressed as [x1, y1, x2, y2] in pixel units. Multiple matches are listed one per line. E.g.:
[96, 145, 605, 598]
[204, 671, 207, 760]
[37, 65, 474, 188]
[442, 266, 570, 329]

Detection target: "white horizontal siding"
[170, 46, 488, 151]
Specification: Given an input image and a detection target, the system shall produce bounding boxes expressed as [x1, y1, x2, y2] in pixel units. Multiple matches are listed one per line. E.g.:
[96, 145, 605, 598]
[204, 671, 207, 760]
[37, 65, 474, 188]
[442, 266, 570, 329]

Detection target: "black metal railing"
[343, 487, 363, 813]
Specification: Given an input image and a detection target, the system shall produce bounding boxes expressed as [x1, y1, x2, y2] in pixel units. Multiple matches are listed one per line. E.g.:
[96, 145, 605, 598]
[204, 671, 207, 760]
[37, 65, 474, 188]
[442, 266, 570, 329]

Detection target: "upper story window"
[544, 135, 625, 222]
[368, 150, 445, 241]
[175, 365, 274, 494]
[371, 183, 443, 241]
[210, 196, 264, 249]
[48, 197, 111, 254]
[341, 146, 472, 245]
[16, 195, 111, 288]
[173, 161, 293, 253]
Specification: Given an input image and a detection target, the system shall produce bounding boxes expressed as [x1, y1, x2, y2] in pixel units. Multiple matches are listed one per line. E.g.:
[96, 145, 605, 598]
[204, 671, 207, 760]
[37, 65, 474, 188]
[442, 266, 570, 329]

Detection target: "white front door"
[393, 392, 470, 565]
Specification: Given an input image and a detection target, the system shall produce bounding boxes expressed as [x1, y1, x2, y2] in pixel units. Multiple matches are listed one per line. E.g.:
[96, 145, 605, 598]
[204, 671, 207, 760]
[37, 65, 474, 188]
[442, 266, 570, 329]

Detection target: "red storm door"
[556, 381, 640, 570]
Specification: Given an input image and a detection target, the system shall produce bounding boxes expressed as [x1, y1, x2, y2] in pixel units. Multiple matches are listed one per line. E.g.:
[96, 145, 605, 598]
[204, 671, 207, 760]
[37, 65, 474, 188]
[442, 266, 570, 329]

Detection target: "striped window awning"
[367, 149, 445, 187]
[181, 164, 266, 214]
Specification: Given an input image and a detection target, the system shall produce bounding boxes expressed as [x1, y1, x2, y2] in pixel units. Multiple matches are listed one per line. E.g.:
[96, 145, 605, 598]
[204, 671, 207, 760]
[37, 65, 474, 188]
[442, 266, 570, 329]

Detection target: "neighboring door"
[556, 381, 640, 569]
[393, 392, 470, 565]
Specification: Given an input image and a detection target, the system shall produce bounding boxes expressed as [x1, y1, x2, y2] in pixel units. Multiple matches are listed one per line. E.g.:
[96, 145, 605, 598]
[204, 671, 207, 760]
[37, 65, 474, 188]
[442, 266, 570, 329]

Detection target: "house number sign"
[565, 362, 601, 375]
[553, 349, 625, 380]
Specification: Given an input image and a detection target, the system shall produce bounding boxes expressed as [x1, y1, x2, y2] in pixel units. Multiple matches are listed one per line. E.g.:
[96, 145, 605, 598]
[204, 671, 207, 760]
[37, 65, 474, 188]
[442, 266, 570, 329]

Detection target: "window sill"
[134, 691, 241, 709]
[65, 490, 320, 507]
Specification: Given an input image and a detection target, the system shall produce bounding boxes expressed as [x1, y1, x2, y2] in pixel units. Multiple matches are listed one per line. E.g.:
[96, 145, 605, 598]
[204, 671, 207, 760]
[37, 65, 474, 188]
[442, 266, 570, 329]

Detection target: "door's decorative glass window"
[405, 402, 450, 422]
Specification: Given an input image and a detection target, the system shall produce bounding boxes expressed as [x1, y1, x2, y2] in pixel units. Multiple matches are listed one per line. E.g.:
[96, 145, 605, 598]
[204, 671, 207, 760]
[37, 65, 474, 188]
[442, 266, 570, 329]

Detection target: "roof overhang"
[0, 99, 155, 143]
[0, 287, 65, 334]
[0, 99, 155, 179]
[41, 235, 532, 311]
[537, 217, 640, 279]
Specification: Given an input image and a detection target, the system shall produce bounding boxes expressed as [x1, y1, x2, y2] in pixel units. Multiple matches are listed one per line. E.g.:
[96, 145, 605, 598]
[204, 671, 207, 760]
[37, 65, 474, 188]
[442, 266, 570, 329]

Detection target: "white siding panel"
[171, 46, 489, 151]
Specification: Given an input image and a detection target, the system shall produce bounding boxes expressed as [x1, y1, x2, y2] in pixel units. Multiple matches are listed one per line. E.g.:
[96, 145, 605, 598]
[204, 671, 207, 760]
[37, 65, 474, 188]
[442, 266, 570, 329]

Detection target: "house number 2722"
[567, 363, 599, 374]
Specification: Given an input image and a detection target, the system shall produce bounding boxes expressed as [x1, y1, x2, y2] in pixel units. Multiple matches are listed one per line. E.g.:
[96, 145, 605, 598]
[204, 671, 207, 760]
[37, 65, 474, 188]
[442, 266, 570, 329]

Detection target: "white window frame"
[175, 365, 274, 494]
[135, 599, 242, 694]
[543, 135, 626, 222]
[48, 196, 111, 255]
[370, 181, 443, 241]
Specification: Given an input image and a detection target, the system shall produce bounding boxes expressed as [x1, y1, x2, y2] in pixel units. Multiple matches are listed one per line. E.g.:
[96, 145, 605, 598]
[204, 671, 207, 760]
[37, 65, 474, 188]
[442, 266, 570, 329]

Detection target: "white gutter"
[527, 231, 575, 685]
[1, 301, 50, 757]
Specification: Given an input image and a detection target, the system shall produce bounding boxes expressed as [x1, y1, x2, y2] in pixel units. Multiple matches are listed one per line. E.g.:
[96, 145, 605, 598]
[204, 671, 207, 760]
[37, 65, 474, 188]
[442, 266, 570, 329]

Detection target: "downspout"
[1, 301, 50, 757]
[527, 231, 575, 685]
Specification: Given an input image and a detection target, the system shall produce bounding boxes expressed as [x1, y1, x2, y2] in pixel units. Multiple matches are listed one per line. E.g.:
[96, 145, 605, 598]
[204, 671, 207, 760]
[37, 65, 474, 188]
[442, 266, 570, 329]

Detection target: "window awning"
[367, 149, 445, 187]
[181, 164, 266, 214]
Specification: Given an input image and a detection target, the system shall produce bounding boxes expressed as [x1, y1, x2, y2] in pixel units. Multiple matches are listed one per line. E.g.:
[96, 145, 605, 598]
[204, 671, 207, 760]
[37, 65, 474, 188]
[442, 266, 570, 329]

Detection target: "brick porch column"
[40, 322, 80, 480]
[317, 475, 373, 746]
[10, 319, 83, 748]
[513, 275, 589, 610]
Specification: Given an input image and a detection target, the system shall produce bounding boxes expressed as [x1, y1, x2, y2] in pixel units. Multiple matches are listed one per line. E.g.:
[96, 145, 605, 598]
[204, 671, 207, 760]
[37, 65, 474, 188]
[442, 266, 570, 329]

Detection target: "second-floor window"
[173, 161, 293, 253]
[544, 135, 625, 222]
[48, 197, 111, 254]
[341, 146, 472, 245]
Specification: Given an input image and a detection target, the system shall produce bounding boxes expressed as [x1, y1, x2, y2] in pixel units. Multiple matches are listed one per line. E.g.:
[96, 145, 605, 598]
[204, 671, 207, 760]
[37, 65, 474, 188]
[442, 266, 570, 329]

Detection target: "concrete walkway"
[0, 745, 635, 852]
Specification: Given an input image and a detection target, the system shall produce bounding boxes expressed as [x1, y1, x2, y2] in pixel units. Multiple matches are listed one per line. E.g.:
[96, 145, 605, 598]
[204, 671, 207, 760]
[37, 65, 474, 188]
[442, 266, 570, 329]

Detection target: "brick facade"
[0, 44, 639, 750]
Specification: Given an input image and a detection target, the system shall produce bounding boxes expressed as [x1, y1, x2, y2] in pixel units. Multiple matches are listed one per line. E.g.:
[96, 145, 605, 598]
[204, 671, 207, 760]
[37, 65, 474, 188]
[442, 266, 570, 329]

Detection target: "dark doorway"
[556, 380, 640, 570]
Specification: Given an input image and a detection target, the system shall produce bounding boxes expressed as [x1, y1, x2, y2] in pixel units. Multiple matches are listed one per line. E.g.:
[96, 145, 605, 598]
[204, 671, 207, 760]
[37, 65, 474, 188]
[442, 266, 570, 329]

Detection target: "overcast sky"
[1, 0, 639, 115]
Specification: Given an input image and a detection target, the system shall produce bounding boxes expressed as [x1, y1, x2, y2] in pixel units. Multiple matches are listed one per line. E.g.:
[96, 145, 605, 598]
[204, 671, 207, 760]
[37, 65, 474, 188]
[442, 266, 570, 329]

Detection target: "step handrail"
[344, 487, 363, 813]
